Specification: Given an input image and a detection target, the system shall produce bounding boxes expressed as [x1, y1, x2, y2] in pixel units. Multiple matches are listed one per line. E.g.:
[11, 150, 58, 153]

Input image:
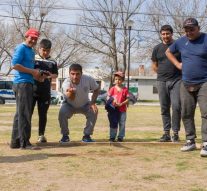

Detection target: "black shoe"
[82, 135, 95, 142]
[109, 138, 116, 142]
[10, 142, 20, 149]
[59, 135, 70, 143]
[10, 139, 20, 149]
[159, 133, 171, 142]
[20, 141, 40, 150]
[181, 140, 196, 152]
[117, 138, 123, 142]
[172, 134, 180, 142]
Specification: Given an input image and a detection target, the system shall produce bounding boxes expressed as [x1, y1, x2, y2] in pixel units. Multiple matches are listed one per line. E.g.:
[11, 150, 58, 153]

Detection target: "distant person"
[32, 39, 58, 143]
[10, 28, 42, 149]
[58, 63, 100, 143]
[151, 25, 182, 142]
[166, 18, 207, 157]
[105, 71, 129, 142]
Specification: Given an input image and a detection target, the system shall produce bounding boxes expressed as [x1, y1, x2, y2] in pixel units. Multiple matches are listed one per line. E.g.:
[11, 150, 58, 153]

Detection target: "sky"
[0, 0, 80, 26]
[0, 0, 85, 24]
[53, 0, 80, 23]
[0, 0, 149, 72]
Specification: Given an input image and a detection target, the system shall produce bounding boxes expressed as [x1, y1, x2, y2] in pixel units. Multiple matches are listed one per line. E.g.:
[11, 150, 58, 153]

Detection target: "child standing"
[106, 71, 129, 142]
[32, 39, 58, 143]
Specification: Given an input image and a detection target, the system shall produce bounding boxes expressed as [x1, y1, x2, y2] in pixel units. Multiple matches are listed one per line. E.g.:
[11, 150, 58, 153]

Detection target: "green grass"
[0, 104, 203, 142]
[0, 104, 206, 191]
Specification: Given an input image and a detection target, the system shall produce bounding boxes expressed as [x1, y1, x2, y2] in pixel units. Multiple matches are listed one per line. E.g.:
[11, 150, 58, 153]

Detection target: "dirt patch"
[0, 144, 207, 191]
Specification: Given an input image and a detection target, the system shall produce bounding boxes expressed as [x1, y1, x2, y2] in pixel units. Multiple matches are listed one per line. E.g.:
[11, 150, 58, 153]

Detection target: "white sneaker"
[180, 140, 196, 152]
[200, 142, 207, 157]
[37, 135, 47, 143]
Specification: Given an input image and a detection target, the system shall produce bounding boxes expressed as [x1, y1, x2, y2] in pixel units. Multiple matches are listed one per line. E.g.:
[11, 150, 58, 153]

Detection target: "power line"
[0, 3, 206, 19]
[0, 14, 160, 33]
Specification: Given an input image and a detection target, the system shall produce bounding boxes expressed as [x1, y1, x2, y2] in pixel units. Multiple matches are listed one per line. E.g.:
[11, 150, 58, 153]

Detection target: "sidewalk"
[135, 101, 160, 106]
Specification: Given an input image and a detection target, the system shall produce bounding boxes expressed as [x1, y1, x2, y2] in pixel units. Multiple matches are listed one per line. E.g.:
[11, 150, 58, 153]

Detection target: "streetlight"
[126, 19, 134, 90]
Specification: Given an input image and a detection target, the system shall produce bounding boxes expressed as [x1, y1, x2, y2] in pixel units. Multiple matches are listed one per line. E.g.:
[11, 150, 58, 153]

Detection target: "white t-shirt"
[62, 74, 99, 108]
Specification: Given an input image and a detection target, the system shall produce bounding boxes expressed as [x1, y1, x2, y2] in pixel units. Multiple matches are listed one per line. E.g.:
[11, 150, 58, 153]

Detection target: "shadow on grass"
[36, 142, 88, 149]
[0, 153, 77, 163]
[125, 138, 159, 142]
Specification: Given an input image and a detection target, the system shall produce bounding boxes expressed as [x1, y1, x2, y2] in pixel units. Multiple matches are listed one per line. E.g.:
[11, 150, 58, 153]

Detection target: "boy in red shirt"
[106, 71, 129, 142]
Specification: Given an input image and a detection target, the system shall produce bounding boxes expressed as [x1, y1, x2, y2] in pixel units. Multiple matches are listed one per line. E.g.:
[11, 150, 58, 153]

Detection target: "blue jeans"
[180, 81, 207, 142]
[110, 112, 126, 139]
[156, 79, 181, 133]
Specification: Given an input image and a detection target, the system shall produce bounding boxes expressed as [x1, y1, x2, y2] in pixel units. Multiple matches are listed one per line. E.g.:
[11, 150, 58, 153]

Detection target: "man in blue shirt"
[166, 18, 207, 157]
[10, 28, 42, 150]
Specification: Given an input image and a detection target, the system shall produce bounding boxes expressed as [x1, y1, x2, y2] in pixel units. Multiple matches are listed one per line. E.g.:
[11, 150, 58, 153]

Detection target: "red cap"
[25, 28, 40, 38]
[114, 71, 125, 78]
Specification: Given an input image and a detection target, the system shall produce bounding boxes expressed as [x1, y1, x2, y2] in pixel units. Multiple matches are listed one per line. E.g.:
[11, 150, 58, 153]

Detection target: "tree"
[0, 0, 86, 77]
[0, 0, 58, 75]
[141, 0, 207, 64]
[66, 0, 145, 75]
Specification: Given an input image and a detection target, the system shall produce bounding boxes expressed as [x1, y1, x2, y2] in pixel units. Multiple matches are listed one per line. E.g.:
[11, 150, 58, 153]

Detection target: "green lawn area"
[0, 104, 207, 191]
[0, 104, 202, 143]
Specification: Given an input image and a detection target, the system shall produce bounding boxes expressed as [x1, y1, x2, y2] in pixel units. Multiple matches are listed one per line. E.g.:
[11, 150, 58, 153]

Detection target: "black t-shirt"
[151, 42, 181, 81]
[34, 54, 58, 98]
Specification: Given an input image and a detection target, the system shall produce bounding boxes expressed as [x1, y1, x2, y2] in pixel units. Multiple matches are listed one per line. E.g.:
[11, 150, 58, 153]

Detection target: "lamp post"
[126, 19, 134, 90]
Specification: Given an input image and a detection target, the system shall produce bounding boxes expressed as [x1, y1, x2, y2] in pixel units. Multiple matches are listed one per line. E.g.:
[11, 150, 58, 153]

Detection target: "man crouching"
[58, 63, 100, 143]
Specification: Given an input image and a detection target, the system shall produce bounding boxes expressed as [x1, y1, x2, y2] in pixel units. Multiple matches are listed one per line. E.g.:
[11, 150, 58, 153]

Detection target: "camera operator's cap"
[114, 71, 125, 78]
[25, 28, 40, 38]
[183, 18, 199, 28]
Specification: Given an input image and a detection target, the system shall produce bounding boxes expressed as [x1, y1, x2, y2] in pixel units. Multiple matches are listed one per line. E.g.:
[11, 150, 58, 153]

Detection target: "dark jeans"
[11, 83, 33, 147]
[180, 81, 207, 142]
[32, 96, 50, 136]
[156, 79, 181, 133]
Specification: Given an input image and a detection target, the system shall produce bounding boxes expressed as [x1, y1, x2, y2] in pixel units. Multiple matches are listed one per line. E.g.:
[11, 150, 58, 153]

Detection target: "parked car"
[96, 90, 138, 105]
[0, 80, 15, 104]
[50, 90, 64, 105]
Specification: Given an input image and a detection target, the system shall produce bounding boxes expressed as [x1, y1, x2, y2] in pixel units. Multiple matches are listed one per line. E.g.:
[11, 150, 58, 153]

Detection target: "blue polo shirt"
[12, 43, 35, 84]
[169, 33, 207, 84]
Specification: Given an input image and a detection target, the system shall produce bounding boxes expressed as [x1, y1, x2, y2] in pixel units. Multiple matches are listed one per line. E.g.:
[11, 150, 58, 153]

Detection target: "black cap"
[183, 18, 198, 28]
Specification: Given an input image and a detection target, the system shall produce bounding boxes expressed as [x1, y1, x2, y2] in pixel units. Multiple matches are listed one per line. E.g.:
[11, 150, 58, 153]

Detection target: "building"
[130, 76, 158, 101]
[56, 66, 159, 101]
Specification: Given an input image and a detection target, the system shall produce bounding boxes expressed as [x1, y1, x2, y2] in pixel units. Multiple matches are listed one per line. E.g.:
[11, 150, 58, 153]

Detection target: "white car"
[50, 90, 64, 105]
[0, 80, 15, 104]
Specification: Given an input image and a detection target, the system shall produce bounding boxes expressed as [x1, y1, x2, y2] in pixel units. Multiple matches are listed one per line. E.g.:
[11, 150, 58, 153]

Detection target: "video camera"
[39, 70, 50, 76]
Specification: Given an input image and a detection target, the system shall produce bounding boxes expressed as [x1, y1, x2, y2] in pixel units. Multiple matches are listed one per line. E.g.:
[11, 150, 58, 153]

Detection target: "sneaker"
[159, 133, 171, 142]
[59, 135, 70, 143]
[200, 142, 207, 157]
[181, 140, 196, 152]
[117, 138, 123, 142]
[172, 134, 180, 142]
[109, 138, 116, 142]
[82, 135, 95, 142]
[37, 135, 47, 143]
